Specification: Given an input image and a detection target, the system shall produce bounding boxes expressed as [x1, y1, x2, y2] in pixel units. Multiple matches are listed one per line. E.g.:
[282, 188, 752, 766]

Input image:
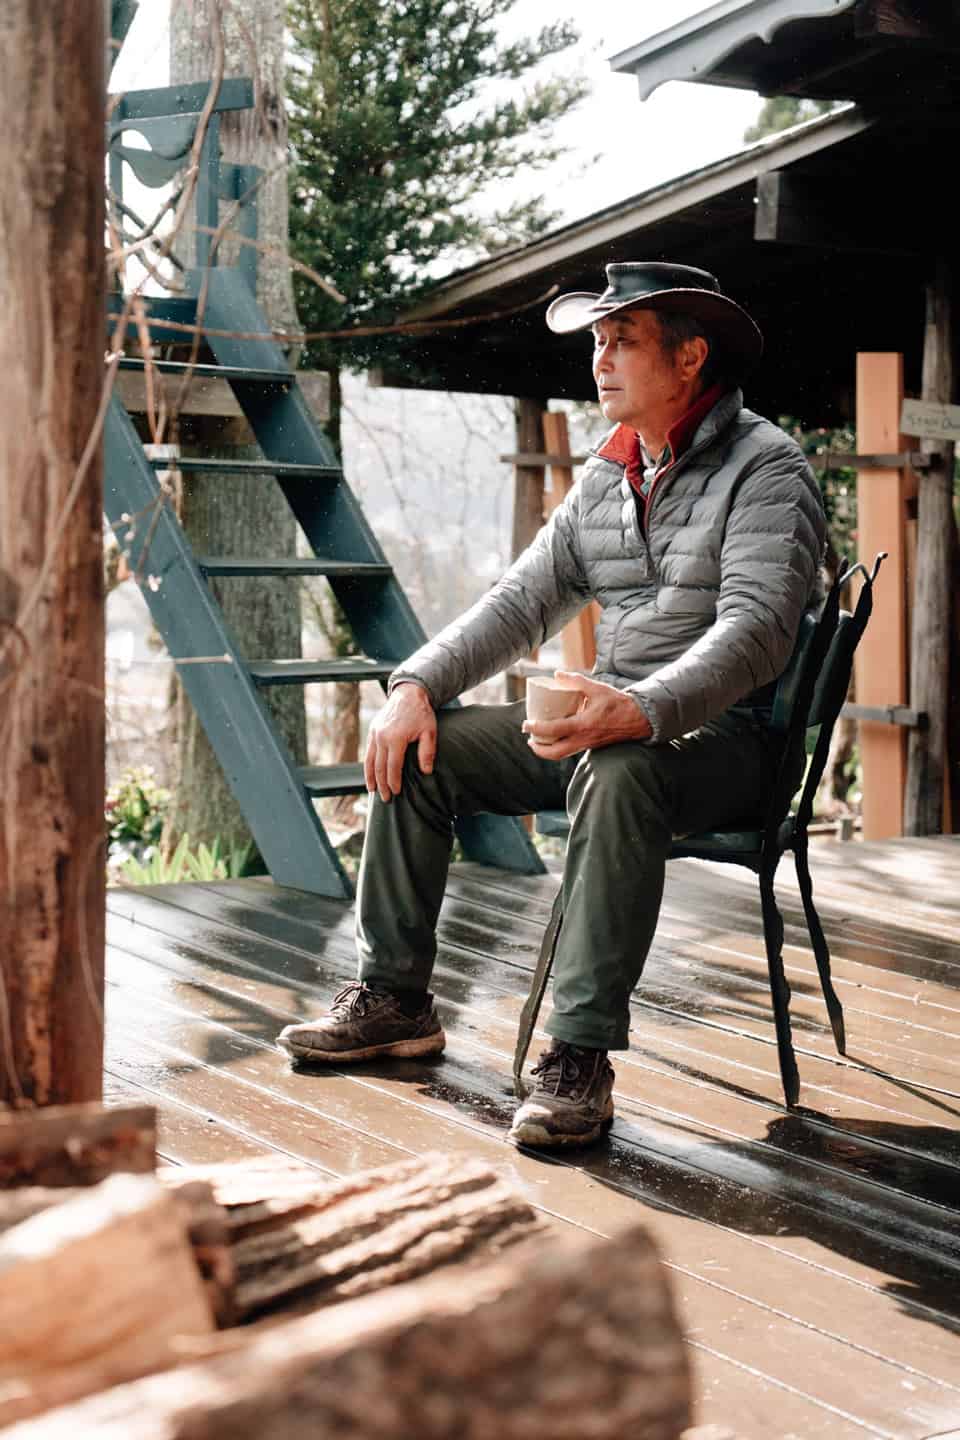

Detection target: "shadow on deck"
[105, 836, 960, 1440]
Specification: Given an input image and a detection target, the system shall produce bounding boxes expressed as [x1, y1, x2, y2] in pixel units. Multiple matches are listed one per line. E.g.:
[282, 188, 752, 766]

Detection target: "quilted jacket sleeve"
[626, 441, 826, 742]
[389, 483, 592, 707]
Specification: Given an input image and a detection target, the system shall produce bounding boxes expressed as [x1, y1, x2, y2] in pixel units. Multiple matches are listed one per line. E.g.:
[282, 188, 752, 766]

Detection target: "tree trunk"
[0, 1, 105, 1106]
[166, 0, 307, 854]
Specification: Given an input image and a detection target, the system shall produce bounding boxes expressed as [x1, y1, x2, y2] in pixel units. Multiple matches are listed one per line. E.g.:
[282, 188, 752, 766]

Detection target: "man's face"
[591, 308, 691, 437]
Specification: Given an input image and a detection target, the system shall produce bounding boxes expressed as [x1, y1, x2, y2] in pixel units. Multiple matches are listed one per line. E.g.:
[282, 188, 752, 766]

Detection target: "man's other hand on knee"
[364, 681, 437, 802]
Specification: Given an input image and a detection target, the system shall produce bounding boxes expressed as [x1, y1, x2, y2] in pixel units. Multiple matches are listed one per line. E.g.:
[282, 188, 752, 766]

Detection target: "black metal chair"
[514, 553, 886, 1108]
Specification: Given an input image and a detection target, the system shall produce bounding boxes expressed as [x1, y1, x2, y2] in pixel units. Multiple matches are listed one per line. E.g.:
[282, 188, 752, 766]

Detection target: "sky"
[113, 1, 764, 237]
[493, 1, 761, 226]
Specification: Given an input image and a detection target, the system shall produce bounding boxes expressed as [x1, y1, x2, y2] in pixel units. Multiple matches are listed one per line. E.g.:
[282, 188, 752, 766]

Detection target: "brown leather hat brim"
[546, 286, 763, 367]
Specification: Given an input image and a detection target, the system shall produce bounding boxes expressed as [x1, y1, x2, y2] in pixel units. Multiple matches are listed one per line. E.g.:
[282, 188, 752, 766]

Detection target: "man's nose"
[594, 341, 613, 372]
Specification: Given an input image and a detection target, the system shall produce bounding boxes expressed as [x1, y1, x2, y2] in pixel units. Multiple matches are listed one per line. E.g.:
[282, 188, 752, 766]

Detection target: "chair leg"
[759, 867, 801, 1107]
[513, 888, 564, 1100]
[794, 838, 846, 1055]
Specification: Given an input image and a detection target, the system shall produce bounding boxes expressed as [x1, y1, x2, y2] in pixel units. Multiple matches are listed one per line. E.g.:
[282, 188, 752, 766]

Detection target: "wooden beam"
[855, 354, 909, 840]
[542, 411, 600, 673]
[855, 0, 959, 42]
[0, 1, 106, 1104]
[507, 398, 548, 704]
[499, 451, 590, 467]
[823, 451, 934, 470]
[755, 171, 920, 256]
[842, 702, 925, 728]
[905, 262, 955, 834]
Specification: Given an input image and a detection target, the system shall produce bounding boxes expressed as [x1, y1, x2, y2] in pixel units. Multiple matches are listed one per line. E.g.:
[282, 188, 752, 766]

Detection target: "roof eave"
[403, 101, 868, 322]
[609, 0, 859, 101]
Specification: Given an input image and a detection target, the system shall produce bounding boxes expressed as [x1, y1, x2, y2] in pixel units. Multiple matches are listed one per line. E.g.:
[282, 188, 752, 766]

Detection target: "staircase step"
[149, 457, 341, 480]
[198, 558, 392, 578]
[299, 763, 366, 797]
[248, 658, 396, 686]
[108, 295, 198, 341]
[118, 357, 296, 384]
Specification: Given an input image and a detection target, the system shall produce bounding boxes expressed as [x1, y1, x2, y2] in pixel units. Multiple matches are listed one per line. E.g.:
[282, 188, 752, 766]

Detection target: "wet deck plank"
[105, 836, 960, 1440]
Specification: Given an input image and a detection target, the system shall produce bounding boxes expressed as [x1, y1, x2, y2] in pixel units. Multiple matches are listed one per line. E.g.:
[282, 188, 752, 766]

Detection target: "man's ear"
[680, 334, 710, 381]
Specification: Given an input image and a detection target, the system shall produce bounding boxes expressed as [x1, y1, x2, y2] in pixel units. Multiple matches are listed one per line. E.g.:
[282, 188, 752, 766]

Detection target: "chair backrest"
[761, 552, 886, 853]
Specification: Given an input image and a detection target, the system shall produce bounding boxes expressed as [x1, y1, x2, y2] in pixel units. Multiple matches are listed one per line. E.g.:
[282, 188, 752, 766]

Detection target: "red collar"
[597, 382, 728, 493]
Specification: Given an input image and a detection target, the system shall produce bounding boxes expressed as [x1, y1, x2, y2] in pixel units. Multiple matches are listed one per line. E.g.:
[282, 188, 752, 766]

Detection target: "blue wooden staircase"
[104, 68, 543, 897]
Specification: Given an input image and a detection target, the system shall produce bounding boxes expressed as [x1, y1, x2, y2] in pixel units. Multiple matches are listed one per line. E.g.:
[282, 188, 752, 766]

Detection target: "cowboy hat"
[546, 261, 763, 368]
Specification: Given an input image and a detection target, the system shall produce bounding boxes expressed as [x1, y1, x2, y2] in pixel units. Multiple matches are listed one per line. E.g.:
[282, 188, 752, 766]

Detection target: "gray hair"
[655, 310, 733, 389]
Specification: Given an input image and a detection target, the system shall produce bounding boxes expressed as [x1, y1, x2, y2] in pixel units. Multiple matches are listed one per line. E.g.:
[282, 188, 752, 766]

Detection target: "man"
[278, 262, 826, 1148]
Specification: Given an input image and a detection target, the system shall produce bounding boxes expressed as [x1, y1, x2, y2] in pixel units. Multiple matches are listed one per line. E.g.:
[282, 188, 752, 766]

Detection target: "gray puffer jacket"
[390, 388, 826, 743]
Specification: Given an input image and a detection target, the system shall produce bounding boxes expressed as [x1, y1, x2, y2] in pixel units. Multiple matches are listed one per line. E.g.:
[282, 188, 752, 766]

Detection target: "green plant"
[105, 767, 171, 865]
[778, 417, 858, 563]
[119, 834, 257, 886]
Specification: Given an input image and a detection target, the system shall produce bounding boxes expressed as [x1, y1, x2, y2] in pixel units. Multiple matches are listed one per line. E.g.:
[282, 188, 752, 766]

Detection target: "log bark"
[7, 1219, 692, 1440]
[0, 1174, 215, 1427]
[161, 1152, 542, 1322]
[165, 0, 307, 855]
[1, 1171, 236, 1327]
[0, 0, 106, 1105]
[905, 261, 955, 835]
[0, 1103, 155, 1188]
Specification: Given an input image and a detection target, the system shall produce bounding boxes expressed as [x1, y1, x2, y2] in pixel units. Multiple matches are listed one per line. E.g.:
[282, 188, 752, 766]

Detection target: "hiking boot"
[277, 982, 445, 1063]
[508, 1041, 615, 1148]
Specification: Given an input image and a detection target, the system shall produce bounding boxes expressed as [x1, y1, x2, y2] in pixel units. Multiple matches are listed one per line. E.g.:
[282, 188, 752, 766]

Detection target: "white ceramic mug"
[525, 677, 583, 722]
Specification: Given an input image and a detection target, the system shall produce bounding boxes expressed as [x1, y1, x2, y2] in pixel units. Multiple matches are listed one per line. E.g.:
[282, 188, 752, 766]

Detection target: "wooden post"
[542, 410, 600, 671]
[506, 398, 548, 703]
[0, 2, 106, 1104]
[905, 263, 955, 835]
[854, 354, 909, 839]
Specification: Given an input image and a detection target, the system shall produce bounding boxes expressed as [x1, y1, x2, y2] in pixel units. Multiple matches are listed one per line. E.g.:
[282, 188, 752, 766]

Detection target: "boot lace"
[530, 1041, 590, 1097]
[330, 982, 381, 1018]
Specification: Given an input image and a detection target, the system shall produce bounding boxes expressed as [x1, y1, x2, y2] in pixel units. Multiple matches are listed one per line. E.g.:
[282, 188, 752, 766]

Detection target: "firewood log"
[0, 1104, 155, 1188]
[0, 1173, 214, 1426]
[4, 1219, 691, 1440]
[161, 1152, 543, 1321]
[0, 1177, 234, 1327]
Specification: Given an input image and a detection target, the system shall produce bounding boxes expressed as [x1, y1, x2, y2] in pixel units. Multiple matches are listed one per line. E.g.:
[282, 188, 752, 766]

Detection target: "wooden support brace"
[842, 702, 926, 728]
[499, 451, 590, 467]
[824, 450, 934, 471]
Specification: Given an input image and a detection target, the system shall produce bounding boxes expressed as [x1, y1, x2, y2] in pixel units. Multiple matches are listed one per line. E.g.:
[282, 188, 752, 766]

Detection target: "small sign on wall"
[900, 398, 960, 442]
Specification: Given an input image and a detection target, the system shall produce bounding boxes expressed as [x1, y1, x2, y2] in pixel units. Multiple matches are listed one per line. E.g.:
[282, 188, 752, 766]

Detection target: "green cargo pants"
[355, 701, 788, 1050]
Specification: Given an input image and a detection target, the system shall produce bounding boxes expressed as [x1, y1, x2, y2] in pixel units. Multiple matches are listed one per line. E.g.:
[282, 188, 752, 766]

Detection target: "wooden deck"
[104, 836, 960, 1440]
